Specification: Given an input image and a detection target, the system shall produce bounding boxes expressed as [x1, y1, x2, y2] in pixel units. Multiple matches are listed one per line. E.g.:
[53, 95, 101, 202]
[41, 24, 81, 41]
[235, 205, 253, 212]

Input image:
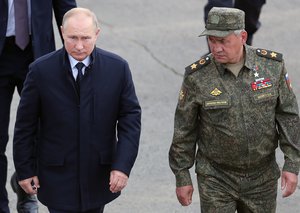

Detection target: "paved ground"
[6, 0, 300, 212]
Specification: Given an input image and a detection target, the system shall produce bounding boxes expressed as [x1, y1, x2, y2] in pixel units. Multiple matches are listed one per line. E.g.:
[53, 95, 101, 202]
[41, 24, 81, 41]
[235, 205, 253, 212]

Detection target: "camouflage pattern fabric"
[169, 45, 300, 210]
[197, 154, 279, 212]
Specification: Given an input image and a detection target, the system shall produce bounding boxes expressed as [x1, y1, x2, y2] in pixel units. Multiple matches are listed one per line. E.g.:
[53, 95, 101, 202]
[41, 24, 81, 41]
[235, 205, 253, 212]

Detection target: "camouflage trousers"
[196, 157, 280, 213]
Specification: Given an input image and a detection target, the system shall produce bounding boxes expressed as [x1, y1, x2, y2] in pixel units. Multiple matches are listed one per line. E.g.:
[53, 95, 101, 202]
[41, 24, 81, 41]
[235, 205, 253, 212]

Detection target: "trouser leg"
[48, 205, 105, 213]
[198, 174, 237, 213]
[197, 158, 279, 213]
[0, 76, 16, 213]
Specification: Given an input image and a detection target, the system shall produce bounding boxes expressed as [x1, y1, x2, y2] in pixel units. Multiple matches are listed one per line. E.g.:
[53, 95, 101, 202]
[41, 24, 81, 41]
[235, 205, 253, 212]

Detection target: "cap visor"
[199, 29, 234, 37]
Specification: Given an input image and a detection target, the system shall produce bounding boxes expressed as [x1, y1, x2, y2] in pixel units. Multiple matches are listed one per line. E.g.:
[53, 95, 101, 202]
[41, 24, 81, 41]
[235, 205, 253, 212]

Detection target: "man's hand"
[18, 176, 40, 195]
[176, 185, 194, 206]
[281, 171, 298, 198]
[109, 170, 128, 193]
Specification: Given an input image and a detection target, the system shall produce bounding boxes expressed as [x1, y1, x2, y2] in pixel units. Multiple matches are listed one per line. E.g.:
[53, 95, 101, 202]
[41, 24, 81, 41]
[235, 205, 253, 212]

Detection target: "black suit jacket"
[13, 47, 141, 211]
[0, 0, 76, 58]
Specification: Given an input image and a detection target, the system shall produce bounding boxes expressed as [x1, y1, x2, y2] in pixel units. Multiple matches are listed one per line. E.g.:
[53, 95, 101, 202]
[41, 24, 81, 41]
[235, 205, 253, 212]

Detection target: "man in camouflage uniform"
[169, 7, 300, 212]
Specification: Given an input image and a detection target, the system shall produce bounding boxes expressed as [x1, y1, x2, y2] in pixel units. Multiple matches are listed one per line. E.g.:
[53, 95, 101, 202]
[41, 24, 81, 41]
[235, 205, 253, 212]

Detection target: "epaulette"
[185, 55, 211, 76]
[256, 48, 283, 62]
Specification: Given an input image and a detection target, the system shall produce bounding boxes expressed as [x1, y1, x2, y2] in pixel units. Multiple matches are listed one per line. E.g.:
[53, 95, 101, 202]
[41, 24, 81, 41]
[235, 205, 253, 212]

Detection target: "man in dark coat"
[0, 0, 76, 212]
[13, 7, 141, 213]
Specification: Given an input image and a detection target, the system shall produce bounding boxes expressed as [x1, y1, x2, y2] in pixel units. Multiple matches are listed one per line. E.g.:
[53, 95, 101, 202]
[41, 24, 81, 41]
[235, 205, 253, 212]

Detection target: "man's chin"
[214, 57, 227, 63]
[72, 54, 87, 61]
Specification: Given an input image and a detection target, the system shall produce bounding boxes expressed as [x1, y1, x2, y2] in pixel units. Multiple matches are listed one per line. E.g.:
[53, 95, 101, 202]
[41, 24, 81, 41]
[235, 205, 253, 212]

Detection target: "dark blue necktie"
[14, 0, 30, 49]
[75, 62, 85, 91]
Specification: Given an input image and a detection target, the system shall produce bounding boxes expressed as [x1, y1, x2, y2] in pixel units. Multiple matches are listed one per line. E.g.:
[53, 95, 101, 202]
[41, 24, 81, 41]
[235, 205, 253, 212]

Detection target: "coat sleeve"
[169, 75, 198, 187]
[52, 0, 77, 41]
[276, 61, 300, 174]
[13, 65, 40, 180]
[112, 62, 141, 176]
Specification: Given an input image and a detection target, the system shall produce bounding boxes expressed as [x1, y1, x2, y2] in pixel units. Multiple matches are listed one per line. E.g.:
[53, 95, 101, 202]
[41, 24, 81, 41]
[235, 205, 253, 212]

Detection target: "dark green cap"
[199, 7, 245, 37]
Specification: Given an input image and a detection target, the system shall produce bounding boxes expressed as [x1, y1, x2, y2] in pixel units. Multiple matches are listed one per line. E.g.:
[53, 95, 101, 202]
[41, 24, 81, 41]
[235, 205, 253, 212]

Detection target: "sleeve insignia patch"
[178, 87, 187, 105]
[285, 73, 292, 90]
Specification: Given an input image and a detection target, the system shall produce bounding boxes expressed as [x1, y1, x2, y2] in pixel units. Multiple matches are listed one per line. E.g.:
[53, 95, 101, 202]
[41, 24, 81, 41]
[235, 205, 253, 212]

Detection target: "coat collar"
[61, 46, 97, 70]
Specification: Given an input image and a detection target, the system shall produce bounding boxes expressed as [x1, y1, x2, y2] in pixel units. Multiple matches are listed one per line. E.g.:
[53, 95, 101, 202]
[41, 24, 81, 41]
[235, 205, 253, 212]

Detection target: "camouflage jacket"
[169, 45, 300, 187]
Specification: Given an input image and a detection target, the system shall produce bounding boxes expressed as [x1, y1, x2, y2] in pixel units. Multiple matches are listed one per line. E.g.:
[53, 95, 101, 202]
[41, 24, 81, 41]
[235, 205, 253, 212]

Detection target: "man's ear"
[96, 28, 100, 38]
[241, 30, 248, 44]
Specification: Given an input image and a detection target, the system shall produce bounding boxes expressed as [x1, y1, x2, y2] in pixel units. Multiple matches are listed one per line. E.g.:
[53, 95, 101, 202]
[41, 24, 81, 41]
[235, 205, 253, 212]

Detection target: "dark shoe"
[10, 172, 38, 213]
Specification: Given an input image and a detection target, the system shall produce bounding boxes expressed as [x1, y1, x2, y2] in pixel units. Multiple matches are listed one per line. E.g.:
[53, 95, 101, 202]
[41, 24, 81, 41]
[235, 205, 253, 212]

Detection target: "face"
[208, 31, 247, 64]
[61, 13, 100, 61]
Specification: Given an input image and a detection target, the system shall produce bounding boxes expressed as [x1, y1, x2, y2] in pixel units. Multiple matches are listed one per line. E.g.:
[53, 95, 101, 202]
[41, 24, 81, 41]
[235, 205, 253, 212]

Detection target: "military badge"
[178, 87, 187, 105]
[285, 73, 292, 90]
[256, 48, 283, 62]
[190, 63, 197, 70]
[251, 78, 272, 91]
[210, 88, 222, 96]
[252, 65, 260, 78]
[185, 56, 211, 76]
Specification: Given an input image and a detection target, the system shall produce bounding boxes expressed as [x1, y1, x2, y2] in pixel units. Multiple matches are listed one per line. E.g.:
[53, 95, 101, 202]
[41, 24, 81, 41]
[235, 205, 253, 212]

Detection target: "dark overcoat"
[13, 47, 141, 211]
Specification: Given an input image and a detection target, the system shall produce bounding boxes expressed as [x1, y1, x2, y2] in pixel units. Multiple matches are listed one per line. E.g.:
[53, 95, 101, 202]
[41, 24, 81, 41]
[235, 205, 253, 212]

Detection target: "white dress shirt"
[68, 55, 91, 80]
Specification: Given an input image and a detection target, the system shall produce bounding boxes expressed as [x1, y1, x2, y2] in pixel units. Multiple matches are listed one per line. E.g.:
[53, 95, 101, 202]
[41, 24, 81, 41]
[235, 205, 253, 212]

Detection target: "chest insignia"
[210, 88, 222, 96]
[252, 65, 261, 79]
[251, 78, 272, 91]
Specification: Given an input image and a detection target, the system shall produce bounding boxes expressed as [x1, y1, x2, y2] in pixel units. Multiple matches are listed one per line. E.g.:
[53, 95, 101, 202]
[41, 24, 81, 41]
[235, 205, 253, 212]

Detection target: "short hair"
[233, 29, 245, 36]
[62, 7, 99, 30]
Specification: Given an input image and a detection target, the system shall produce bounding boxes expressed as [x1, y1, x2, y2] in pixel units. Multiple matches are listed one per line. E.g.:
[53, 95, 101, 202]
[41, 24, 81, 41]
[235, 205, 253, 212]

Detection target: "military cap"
[199, 7, 245, 37]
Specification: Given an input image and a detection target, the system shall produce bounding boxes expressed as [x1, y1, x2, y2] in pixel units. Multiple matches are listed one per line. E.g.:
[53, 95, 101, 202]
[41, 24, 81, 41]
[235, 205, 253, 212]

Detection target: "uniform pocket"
[202, 98, 231, 123]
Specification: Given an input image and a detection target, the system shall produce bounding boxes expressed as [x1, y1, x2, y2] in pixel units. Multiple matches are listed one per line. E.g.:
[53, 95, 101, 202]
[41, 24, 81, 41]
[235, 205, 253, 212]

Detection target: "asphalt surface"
[6, 0, 300, 212]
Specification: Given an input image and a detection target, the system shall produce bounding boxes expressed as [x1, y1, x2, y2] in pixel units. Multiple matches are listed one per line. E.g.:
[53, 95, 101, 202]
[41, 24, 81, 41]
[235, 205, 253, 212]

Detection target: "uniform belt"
[207, 154, 276, 174]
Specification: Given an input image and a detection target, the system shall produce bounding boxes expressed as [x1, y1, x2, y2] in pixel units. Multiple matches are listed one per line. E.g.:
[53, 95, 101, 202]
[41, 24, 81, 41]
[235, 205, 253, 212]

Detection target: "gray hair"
[62, 7, 99, 30]
[233, 29, 245, 36]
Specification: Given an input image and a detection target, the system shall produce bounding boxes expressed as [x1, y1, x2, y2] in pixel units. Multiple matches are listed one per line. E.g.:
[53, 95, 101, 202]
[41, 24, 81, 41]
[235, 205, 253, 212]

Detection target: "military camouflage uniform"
[169, 45, 300, 212]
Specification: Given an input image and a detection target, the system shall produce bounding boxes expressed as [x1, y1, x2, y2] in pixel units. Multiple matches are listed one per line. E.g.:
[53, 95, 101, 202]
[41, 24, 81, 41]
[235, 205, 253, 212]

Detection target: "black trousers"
[48, 206, 105, 213]
[0, 37, 33, 213]
[204, 0, 266, 45]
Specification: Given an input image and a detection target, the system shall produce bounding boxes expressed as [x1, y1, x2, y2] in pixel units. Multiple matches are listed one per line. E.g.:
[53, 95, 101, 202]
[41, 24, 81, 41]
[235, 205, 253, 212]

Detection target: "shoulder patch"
[185, 55, 211, 76]
[256, 48, 283, 62]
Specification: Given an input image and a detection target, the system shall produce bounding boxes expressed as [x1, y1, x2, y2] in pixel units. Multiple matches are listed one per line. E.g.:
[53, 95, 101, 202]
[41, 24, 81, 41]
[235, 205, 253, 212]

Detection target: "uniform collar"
[244, 44, 256, 70]
[213, 44, 254, 76]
